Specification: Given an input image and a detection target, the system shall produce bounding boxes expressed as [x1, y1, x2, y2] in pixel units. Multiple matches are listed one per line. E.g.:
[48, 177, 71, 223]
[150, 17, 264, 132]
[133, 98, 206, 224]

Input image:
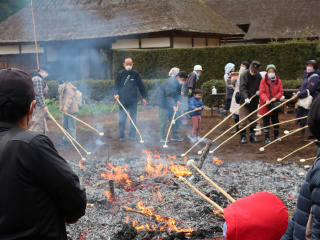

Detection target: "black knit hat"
[0, 68, 35, 106]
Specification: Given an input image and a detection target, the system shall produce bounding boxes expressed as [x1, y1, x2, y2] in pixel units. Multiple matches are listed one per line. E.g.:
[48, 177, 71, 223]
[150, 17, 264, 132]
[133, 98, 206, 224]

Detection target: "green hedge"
[113, 42, 320, 83]
[201, 79, 303, 106]
[45, 79, 166, 105]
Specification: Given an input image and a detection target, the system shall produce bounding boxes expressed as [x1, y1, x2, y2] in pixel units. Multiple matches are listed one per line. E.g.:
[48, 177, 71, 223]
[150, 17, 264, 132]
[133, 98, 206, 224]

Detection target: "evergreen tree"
[0, 0, 28, 22]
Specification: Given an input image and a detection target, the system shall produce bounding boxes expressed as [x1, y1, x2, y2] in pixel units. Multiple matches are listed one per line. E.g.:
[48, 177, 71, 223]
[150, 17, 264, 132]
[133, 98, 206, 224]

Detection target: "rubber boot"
[240, 130, 247, 144]
[264, 132, 271, 143]
[274, 129, 281, 141]
[249, 128, 260, 143]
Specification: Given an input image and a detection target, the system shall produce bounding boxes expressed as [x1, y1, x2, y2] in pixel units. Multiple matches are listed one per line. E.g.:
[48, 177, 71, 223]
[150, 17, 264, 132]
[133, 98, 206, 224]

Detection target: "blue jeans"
[62, 113, 77, 142]
[119, 102, 137, 138]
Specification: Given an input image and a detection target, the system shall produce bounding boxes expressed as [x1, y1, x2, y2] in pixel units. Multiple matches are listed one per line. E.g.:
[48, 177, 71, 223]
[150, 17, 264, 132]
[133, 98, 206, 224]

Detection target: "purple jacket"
[298, 72, 320, 100]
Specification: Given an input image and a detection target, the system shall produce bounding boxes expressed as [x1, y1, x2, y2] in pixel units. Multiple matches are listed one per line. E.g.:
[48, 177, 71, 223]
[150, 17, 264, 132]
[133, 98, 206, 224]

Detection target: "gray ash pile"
[66, 150, 306, 240]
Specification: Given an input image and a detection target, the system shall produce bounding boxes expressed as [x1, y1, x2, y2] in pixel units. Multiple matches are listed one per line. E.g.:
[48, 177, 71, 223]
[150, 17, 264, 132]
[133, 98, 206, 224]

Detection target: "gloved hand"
[188, 89, 192, 97]
[245, 98, 250, 104]
[256, 91, 259, 96]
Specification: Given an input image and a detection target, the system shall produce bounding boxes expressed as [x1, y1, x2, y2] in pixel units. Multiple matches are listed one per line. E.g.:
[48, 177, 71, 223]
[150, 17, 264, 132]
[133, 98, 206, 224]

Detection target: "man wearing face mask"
[239, 61, 262, 144]
[0, 68, 87, 239]
[114, 57, 148, 141]
[57, 77, 79, 145]
[30, 66, 49, 134]
[158, 71, 188, 142]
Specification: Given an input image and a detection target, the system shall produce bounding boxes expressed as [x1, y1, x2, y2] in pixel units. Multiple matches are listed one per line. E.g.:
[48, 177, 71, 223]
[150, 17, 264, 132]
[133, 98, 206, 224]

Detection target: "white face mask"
[240, 67, 246, 71]
[268, 72, 276, 79]
[125, 66, 132, 71]
[40, 72, 48, 79]
[179, 80, 185, 85]
[307, 67, 314, 73]
[59, 83, 65, 89]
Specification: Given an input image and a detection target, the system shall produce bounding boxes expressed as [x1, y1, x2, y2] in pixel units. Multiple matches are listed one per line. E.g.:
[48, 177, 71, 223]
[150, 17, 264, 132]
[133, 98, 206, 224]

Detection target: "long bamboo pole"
[187, 160, 235, 203]
[111, 101, 117, 113]
[179, 176, 224, 213]
[47, 111, 86, 161]
[210, 97, 294, 154]
[63, 112, 104, 136]
[115, 97, 144, 143]
[58, 121, 91, 155]
[181, 95, 257, 157]
[31, 0, 39, 70]
[277, 141, 315, 162]
[173, 109, 197, 124]
[259, 125, 308, 152]
[300, 157, 316, 162]
[254, 116, 307, 131]
[163, 107, 178, 148]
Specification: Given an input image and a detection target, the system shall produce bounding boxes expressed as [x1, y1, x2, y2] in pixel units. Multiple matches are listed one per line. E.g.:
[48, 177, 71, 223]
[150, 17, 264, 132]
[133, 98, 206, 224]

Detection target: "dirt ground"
[47, 107, 315, 167]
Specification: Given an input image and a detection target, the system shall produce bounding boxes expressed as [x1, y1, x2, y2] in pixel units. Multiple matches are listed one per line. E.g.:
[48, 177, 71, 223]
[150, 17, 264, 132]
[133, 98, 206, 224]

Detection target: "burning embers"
[143, 150, 192, 178]
[124, 200, 194, 233]
[101, 163, 132, 189]
[100, 150, 191, 192]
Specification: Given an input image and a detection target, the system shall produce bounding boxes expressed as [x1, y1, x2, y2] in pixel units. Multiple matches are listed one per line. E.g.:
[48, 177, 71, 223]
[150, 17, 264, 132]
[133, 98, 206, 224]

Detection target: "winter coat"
[281, 151, 320, 240]
[0, 122, 87, 239]
[297, 72, 320, 101]
[224, 73, 235, 99]
[239, 69, 262, 110]
[225, 191, 288, 240]
[58, 82, 79, 114]
[158, 77, 182, 109]
[258, 75, 284, 115]
[188, 96, 204, 117]
[229, 73, 243, 115]
[183, 72, 197, 97]
[115, 69, 148, 106]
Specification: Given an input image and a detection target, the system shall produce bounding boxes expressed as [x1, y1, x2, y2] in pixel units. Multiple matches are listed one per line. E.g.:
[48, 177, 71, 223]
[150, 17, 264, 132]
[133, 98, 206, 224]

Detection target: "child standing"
[188, 89, 204, 141]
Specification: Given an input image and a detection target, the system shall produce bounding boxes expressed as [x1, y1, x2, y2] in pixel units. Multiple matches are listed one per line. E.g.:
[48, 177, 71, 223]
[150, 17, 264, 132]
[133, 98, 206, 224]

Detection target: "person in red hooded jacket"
[258, 64, 284, 143]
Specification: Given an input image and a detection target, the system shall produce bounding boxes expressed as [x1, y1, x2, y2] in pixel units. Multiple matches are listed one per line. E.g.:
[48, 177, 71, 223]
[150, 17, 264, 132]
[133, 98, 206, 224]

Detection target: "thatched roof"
[206, 0, 320, 40]
[0, 0, 243, 44]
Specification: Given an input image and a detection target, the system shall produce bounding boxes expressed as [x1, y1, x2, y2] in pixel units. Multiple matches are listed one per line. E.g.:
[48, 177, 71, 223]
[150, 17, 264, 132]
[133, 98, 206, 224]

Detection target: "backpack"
[74, 89, 83, 107]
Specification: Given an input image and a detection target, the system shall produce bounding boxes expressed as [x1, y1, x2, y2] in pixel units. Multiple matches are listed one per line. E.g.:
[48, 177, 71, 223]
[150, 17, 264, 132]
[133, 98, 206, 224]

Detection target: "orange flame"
[169, 161, 192, 177]
[125, 216, 129, 224]
[213, 157, 223, 165]
[213, 210, 225, 219]
[125, 201, 194, 233]
[184, 156, 187, 162]
[104, 190, 115, 202]
[100, 163, 132, 189]
[154, 149, 161, 159]
[79, 161, 87, 169]
[142, 150, 191, 178]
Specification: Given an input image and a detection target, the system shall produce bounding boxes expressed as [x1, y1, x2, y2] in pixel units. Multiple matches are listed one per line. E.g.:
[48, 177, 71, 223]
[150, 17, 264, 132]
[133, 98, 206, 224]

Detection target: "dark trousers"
[159, 107, 178, 139]
[119, 102, 137, 138]
[262, 114, 279, 133]
[224, 98, 232, 111]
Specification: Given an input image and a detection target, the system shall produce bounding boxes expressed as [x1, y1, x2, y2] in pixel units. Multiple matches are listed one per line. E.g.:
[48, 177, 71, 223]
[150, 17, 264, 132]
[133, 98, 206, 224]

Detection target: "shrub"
[201, 79, 304, 106]
[113, 42, 320, 82]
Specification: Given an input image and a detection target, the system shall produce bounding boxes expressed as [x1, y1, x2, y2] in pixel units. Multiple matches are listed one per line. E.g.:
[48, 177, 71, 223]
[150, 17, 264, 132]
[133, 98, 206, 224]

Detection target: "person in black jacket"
[158, 71, 188, 142]
[281, 95, 320, 240]
[114, 58, 148, 141]
[239, 61, 262, 144]
[0, 68, 86, 240]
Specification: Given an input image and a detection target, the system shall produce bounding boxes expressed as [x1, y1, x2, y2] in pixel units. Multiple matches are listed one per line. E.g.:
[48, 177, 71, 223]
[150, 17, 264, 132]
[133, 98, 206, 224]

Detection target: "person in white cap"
[183, 65, 203, 99]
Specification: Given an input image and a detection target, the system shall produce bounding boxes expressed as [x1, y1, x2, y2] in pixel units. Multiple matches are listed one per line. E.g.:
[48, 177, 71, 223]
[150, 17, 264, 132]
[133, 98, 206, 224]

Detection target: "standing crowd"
[1, 56, 320, 239]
